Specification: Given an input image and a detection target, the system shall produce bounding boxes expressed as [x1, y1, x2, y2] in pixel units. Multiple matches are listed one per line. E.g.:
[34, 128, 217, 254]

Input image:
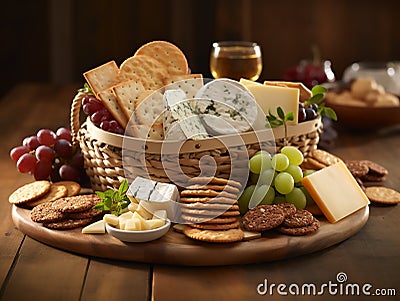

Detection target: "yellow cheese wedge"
[242, 82, 299, 125]
[82, 220, 105, 234]
[302, 161, 370, 223]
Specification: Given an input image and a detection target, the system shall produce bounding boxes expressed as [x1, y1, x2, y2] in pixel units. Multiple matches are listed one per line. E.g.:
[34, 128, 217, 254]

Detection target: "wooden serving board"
[12, 205, 369, 266]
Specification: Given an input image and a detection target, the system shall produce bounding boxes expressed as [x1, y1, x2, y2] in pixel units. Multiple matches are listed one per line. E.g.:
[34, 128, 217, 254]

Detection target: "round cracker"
[182, 215, 238, 224]
[187, 176, 243, 189]
[31, 202, 66, 223]
[180, 202, 239, 211]
[365, 186, 400, 205]
[54, 181, 81, 196]
[179, 197, 237, 205]
[282, 209, 314, 228]
[345, 160, 369, 178]
[361, 160, 388, 177]
[134, 40, 188, 75]
[185, 184, 240, 195]
[9, 181, 51, 205]
[278, 217, 320, 236]
[310, 149, 342, 166]
[241, 205, 285, 232]
[52, 194, 101, 213]
[119, 54, 169, 90]
[180, 189, 237, 199]
[26, 184, 68, 207]
[183, 227, 244, 243]
[188, 220, 240, 230]
[43, 218, 93, 230]
[181, 207, 240, 217]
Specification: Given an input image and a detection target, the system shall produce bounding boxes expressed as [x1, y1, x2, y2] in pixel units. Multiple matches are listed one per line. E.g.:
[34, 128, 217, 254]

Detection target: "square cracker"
[98, 88, 128, 129]
[134, 90, 164, 125]
[83, 61, 120, 96]
[113, 79, 146, 121]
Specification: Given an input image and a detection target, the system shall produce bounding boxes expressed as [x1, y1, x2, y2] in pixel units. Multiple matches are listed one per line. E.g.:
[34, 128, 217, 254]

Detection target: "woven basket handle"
[70, 91, 86, 145]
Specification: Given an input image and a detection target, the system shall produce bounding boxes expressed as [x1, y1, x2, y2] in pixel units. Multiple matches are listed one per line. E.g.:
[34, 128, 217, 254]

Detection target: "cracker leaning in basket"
[72, 41, 325, 190]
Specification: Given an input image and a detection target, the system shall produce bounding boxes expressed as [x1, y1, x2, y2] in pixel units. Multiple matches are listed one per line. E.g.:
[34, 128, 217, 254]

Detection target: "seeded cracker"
[43, 218, 93, 230]
[52, 194, 101, 213]
[188, 221, 240, 231]
[278, 218, 320, 236]
[282, 209, 314, 228]
[241, 205, 285, 232]
[9, 181, 51, 205]
[31, 202, 66, 223]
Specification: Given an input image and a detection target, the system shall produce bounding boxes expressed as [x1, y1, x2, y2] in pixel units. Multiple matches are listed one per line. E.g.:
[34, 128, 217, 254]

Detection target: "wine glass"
[210, 41, 263, 81]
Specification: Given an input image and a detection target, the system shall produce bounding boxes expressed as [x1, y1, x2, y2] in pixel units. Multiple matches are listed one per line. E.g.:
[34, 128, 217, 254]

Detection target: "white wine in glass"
[210, 41, 262, 81]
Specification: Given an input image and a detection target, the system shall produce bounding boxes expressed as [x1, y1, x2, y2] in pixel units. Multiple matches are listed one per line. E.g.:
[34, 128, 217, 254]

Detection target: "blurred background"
[1, 0, 400, 96]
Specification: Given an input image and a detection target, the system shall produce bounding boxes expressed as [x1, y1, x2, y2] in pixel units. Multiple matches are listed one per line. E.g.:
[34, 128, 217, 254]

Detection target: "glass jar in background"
[210, 41, 262, 81]
[343, 62, 400, 95]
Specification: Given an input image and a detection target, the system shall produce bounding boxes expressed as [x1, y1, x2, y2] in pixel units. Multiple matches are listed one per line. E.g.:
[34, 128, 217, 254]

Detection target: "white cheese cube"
[103, 214, 119, 227]
[125, 218, 142, 231]
[143, 219, 165, 230]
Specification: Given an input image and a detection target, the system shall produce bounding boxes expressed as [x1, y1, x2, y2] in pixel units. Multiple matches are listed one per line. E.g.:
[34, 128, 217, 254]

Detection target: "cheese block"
[82, 220, 105, 234]
[163, 89, 208, 140]
[241, 80, 299, 125]
[194, 79, 259, 134]
[302, 161, 370, 223]
[128, 176, 180, 220]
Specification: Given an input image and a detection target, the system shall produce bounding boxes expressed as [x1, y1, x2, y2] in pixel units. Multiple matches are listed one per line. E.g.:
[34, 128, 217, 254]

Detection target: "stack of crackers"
[83, 40, 202, 140]
[301, 149, 400, 205]
[242, 203, 320, 236]
[30, 194, 104, 230]
[178, 177, 245, 243]
[8, 180, 81, 208]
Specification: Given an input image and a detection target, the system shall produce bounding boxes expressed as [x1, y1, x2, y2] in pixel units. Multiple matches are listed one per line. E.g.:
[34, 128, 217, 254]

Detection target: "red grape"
[35, 145, 55, 162]
[23, 136, 41, 150]
[37, 129, 57, 146]
[54, 139, 73, 158]
[34, 160, 53, 180]
[82, 95, 91, 106]
[56, 127, 72, 142]
[100, 120, 110, 131]
[91, 109, 112, 126]
[59, 164, 80, 181]
[83, 97, 103, 115]
[10, 146, 30, 162]
[70, 151, 84, 168]
[17, 153, 37, 173]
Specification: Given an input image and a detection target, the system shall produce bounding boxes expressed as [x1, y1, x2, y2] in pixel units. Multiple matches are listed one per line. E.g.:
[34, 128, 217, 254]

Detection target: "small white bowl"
[105, 219, 171, 243]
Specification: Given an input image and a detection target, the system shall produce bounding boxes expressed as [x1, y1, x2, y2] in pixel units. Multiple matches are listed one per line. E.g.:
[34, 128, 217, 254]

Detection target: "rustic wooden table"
[1, 84, 399, 301]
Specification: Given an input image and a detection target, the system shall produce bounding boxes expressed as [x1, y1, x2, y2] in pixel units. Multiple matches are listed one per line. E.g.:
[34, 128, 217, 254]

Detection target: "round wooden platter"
[12, 205, 369, 266]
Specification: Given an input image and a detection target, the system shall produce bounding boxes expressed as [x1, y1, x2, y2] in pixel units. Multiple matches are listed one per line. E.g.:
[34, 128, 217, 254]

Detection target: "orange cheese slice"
[302, 161, 370, 223]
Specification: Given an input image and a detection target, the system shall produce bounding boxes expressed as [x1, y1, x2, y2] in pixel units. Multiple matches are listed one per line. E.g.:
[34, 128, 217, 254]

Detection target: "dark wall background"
[1, 0, 399, 96]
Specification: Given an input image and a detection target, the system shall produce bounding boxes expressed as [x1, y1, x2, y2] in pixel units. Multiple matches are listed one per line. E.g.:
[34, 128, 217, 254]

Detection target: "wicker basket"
[71, 92, 323, 191]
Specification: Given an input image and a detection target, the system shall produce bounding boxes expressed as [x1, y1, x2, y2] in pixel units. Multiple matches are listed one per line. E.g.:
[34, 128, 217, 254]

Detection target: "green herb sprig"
[78, 83, 94, 95]
[305, 85, 337, 121]
[266, 107, 294, 145]
[94, 179, 130, 216]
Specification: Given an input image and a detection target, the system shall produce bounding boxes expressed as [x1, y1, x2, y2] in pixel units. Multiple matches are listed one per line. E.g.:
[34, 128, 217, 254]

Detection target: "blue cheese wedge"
[128, 176, 180, 220]
[163, 89, 208, 140]
[194, 78, 260, 135]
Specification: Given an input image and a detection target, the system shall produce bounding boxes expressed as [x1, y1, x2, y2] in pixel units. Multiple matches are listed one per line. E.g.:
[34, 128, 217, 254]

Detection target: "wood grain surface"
[12, 205, 369, 266]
